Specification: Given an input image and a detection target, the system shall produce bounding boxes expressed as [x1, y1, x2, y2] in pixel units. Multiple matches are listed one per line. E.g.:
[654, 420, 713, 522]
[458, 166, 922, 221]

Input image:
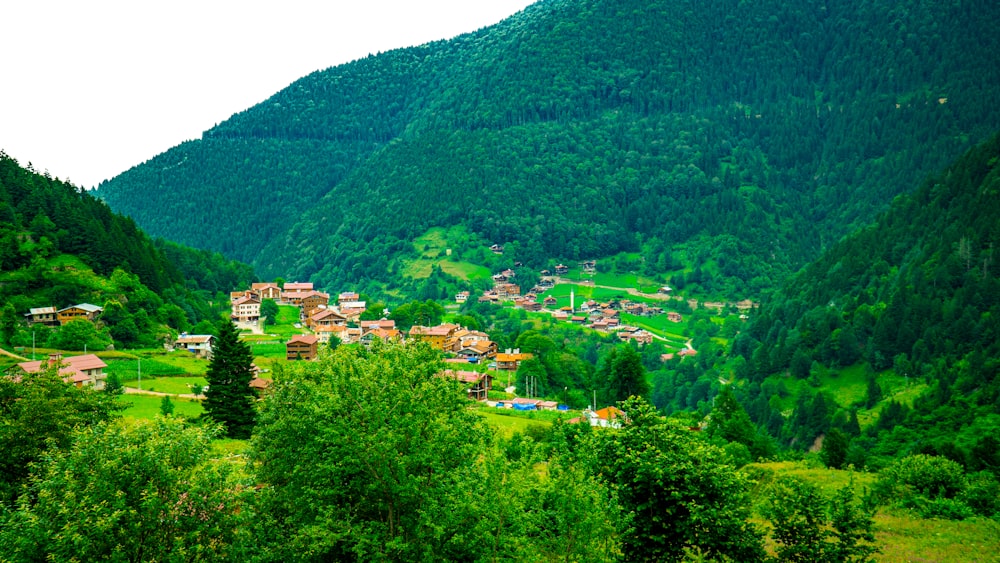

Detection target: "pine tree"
[203, 320, 257, 438]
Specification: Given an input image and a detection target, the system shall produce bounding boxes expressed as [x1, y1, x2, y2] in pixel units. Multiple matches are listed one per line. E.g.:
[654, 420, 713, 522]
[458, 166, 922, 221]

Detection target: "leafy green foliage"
[251, 341, 620, 561]
[744, 132, 1000, 465]
[764, 477, 879, 563]
[0, 366, 121, 506]
[597, 343, 649, 405]
[0, 418, 250, 561]
[0, 150, 253, 350]
[203, 320, 257, 439]
[583, 397, 766, 562]
[867, 454, 996, 520]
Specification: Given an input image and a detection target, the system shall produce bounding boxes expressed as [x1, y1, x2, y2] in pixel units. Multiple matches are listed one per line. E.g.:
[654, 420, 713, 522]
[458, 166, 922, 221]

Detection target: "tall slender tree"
[204, 320, 257, 439]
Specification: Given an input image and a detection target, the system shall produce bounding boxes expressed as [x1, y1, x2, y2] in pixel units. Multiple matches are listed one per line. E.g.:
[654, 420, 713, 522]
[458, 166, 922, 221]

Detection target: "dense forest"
[722, 132, 1000, 472]
[97, 0, 1000, 297]
[0, 151, 254, 349]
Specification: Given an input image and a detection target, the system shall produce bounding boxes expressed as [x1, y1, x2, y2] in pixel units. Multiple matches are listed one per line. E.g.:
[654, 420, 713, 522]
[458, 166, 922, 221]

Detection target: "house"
[543, 296, 558, 307]
[580, 260, 596, 273]
[283, 282, 314, 292]
[455, 340, 498, 362]
[175, 334, 214, 358]
[230, 290, 255, 303]
[494, 283, 521, 299]
[678, 348, 698, 357]
[515, 298, 542, 312]
[620, 330, 653, 346]
[307, 308, 347, 329]
[57, 303, 103, 325]
[553, 311, 569, 322]
[408, 324, 459, 350]
[338, 291, 360, 303]
[360, 319, 396, 333]
[489, 244, 504, 255]
[299, 290, 331, 312]
[231, 295, 261, 324]
[359, 328, 402, 348]
[338, 301, 367, 320]
[286, 334, 319, 360]
[15, 353, 108, 389]
[455, 291, 470, 304]
[440, 370, 494, 401]
[668, 311, 683, 323]
[571, 315, 587, 324]
[537, 400, 560, 411]
[554, 264, 569, 275]
[495, 349, 532, 371]
[249, 377, 272, 394]
[313, 324, 348, 344]
[658, 286, 672, 294]
[24, 306, 59, 327]
[251, 282, 281, 300]
[342, 327, 363, 344]
[585, 406, 625, 428]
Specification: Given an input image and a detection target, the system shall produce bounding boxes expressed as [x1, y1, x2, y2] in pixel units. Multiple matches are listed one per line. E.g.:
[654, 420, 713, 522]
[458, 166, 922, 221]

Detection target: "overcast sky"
[0, 0, 536, 189]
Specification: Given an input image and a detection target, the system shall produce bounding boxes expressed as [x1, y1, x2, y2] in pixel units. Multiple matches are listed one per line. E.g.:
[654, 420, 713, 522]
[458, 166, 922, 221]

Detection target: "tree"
[598, 344, 650, 405]
[46, 319, 112, 352]
[248, 341, 622, 561]
[0, 366, 121, 506]
[203, 320, 257, 439]
[583, 397, 765, 562]
[821, 428, 851, 469]
[103, 372, 124, 396]
[160, 395, 175, 416]
[765, 477, 878, 563]
[1, 418, 250, 561]
[260, 298, 279, 327]
[252, 342, 519, 560]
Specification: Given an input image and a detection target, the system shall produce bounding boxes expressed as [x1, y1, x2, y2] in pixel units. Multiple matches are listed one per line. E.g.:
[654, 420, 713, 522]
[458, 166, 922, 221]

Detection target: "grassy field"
[753, 460, 1000, 562]
[475, 409, 554, 439]
[120, 394, 204, 420]
[106, 358, 188, 381]
[125, 376, 206, 395]
[402, 226, 493, 281]
[250, 341, 287, 359]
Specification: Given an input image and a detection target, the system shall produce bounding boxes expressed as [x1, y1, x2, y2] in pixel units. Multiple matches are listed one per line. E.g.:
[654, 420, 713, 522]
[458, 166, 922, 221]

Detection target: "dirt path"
[124, 387, 202, 400]
[0, 347, 29, 361]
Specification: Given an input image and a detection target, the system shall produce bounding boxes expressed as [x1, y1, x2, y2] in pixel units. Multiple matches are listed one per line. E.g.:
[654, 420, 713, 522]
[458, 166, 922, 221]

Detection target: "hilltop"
[96, 0, 1000, 298]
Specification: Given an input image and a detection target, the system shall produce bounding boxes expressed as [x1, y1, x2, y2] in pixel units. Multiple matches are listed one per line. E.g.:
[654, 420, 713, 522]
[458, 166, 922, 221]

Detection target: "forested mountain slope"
[740, 132, 1000, 463]
[0, 151, 253, 346]
[97, 0, 1000, 295]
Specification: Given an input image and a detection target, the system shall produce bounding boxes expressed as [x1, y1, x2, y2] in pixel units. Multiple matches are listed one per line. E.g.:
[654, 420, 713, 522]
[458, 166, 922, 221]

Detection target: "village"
[12, 259, 755, 428]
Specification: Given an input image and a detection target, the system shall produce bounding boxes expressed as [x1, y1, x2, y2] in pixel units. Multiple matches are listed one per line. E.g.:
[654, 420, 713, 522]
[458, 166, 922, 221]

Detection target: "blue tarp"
[513, 403, 537, 411]
[557, 404, 570, 411]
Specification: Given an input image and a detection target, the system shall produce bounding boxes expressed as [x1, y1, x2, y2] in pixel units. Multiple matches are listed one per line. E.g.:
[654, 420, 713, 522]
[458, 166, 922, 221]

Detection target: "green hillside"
[96, 0, 1000, 298]
[732, 132, 1000, 469]
[0, 151, 253, 351]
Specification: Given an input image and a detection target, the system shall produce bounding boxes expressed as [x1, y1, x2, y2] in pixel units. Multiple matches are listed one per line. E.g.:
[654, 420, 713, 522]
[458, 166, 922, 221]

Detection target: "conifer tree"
[204, 320, 257, 438]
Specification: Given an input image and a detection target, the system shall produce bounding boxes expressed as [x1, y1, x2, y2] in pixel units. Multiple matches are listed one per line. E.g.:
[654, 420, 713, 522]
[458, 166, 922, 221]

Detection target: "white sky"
[0, 0, 536, 189]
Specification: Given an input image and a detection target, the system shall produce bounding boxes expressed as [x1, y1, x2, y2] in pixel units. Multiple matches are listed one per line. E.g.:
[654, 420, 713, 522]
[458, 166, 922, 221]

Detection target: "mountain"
[739, 132, 1000, 466]
[0, 151, 253, 348]
[96, 0, 1000, 297]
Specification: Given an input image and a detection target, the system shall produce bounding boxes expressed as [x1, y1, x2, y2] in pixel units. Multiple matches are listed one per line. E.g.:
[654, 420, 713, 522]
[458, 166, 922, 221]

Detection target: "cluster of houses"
[229, 281, 337, 325]
[24, 303, 104, 327]
[10, 353, 108, 389]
